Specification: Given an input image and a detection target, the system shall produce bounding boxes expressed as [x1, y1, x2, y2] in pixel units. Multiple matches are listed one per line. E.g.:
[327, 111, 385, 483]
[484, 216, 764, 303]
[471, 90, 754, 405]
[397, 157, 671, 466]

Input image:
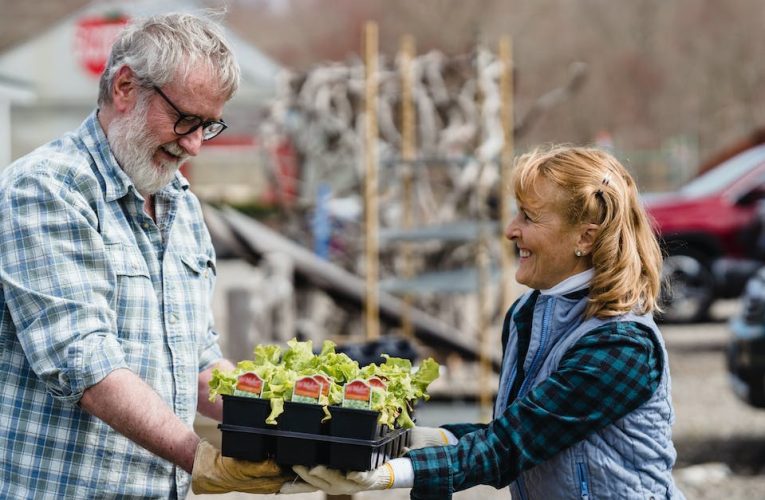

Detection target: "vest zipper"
[516, 474, 528, 500]
[515, 297, 555, 500]
[517, 297, 555, 397]
[576, 462, 590, 500]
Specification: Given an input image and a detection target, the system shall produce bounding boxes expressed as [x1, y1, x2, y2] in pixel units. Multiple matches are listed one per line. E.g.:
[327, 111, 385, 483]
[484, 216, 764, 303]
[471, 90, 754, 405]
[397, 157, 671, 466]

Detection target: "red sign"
[74, 14, 130, 78]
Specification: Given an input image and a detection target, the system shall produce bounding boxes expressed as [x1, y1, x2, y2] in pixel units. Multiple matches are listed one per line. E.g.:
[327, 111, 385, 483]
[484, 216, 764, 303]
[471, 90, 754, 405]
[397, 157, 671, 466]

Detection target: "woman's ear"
[577, 223, 600, 256]
[111, 65, 138, 113]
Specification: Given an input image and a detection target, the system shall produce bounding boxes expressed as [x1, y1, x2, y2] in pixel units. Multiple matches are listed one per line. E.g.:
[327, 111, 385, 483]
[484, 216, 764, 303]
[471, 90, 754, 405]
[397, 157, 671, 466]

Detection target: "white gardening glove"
[292, 461, 404, 496]
[408, 426, 457, 450]
[278, 476, 319, 494]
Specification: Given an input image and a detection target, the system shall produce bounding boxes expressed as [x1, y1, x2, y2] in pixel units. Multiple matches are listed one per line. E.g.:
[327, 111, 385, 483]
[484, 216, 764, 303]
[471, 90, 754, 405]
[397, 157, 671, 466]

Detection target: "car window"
[733, 173, 765, 205]
[680, 144, 765, 198]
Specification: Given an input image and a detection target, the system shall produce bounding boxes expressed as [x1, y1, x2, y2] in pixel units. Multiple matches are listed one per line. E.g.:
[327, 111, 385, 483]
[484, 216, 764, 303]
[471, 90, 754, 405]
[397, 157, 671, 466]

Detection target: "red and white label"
[368, 377, 387, 390]
[236, 372, 264, 396]
[313, 374, 331, 397]
[294, 376, 322, 401]
[344, 379, 371, 401]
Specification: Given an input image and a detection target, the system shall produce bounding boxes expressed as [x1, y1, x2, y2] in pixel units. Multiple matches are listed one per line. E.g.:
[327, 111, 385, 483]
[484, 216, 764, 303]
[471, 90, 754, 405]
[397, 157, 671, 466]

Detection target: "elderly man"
[0, 12, 296, 498]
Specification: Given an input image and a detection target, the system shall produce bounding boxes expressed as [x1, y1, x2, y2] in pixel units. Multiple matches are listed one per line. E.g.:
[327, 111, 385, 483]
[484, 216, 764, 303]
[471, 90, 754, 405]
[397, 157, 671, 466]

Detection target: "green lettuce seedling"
[208, 338, 440, 428]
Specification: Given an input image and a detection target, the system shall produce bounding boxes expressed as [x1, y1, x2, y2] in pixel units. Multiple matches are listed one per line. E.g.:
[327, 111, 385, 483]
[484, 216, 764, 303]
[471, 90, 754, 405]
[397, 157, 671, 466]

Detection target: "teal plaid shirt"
[0, 111, 222, 499]
[406, 290, 662, 499]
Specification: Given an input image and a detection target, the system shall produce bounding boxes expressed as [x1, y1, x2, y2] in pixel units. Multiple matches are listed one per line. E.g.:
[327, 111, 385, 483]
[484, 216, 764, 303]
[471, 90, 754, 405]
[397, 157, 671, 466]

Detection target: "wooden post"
[476, 225, 492, 423]
[364, 21, 380, 340]
[499, 36, 515, 312]
[399, 34, 416, 338]
[474, 41, 492, 423]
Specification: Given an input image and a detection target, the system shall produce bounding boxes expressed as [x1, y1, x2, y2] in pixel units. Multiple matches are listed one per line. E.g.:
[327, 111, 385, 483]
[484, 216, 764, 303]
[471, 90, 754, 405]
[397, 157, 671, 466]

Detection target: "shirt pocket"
[105, 243, 156, 343]
[177, 253, 216, 339]
[108, 244, 151, 278]
[180, 253, 216, 280]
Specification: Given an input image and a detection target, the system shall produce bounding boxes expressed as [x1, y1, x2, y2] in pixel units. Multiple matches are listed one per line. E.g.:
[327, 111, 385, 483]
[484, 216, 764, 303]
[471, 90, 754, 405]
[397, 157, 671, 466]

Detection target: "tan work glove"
[191, 439, 293, 494]
[408, 426, 454, 450]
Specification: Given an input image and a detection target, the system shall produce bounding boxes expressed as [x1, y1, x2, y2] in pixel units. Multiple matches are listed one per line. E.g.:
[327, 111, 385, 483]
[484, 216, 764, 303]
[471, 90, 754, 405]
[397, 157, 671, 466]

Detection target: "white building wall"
[0, 81, 35, 168]
[0, 0, 282, 164]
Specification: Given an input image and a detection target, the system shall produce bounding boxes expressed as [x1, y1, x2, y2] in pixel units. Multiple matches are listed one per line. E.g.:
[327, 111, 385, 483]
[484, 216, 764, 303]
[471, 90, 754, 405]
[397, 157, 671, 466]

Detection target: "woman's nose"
[504, 216, 519, 240]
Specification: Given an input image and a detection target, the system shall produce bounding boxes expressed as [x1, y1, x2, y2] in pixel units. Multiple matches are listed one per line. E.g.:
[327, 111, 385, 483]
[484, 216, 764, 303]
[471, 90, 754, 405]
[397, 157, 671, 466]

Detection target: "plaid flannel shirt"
[407, 290, 662, 499]
[0, 111, 222, 499]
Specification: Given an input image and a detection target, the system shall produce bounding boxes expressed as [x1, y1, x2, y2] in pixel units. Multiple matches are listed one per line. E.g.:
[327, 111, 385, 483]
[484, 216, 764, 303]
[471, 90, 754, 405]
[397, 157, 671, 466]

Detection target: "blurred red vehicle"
[644, 144, 765, 322]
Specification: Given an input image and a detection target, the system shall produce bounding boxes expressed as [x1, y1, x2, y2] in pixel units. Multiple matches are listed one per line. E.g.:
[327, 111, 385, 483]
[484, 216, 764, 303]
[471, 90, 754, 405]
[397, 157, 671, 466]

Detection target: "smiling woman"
[509, 145, 663, 319]
[290, 145, 684, 500]
[506, 176, 593, 290]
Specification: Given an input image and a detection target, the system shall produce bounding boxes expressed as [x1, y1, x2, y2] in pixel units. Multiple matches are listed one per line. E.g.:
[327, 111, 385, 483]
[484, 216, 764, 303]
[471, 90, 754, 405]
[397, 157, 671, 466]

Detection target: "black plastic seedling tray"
[219, 395, 411, 471]
[326, 406, 409, 470]
[220, 395, 272, 461]
[275, 401, 328, 465]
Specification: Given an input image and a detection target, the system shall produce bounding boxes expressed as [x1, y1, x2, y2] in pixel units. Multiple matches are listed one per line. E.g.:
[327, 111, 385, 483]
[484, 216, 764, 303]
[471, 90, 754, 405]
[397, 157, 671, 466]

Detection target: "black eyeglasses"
[152, 86, 227, 141]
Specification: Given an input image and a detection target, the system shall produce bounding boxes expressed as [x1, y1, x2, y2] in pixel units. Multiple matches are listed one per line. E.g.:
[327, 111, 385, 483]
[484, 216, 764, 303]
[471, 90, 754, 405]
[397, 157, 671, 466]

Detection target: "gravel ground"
[662, 301, 765, 499]
[190, 300, 765, 500]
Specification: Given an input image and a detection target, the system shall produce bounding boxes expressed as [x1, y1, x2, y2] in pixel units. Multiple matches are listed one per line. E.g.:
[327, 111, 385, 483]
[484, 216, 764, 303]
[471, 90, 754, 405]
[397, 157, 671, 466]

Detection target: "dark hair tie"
[595, 172, 611, 197]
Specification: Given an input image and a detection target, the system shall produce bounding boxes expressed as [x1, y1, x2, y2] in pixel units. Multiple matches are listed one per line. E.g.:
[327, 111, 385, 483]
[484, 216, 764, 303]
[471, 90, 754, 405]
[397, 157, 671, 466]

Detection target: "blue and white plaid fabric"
[0, 111, 223, 498]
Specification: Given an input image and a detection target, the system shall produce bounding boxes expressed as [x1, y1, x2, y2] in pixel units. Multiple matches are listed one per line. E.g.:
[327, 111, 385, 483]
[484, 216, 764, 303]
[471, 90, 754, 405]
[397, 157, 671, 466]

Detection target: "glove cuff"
[385, 458, 414, 488]
[191, 440, 223, 494]
[383, 463, 396, 489]
[439, 428, 458, 445]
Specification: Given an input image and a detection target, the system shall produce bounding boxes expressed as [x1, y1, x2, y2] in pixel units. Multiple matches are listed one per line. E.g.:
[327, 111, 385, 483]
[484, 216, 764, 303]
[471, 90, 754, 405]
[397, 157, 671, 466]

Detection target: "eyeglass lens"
[153, 86, 227, 140]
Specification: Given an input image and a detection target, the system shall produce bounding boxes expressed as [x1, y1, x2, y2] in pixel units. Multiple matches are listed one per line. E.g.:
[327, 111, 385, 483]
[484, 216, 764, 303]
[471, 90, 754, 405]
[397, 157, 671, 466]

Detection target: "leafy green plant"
[208, 338, 440, 428]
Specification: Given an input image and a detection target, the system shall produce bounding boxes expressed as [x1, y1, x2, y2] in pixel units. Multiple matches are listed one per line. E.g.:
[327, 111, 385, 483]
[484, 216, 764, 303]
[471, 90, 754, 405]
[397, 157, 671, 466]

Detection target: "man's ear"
[577, 223, 600, 255]
[111, 65, 139, 113]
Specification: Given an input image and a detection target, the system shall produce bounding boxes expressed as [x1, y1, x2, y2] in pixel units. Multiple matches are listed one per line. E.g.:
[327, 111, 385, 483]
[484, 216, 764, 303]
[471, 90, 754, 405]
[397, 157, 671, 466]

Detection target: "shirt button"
[169, 313, 178, 324]
[142, 222, 150, 229]
[203, 270, 209, 278]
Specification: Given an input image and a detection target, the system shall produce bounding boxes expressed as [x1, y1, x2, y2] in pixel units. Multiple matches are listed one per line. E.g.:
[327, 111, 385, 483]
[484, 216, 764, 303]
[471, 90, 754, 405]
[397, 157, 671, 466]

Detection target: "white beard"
[107, 99, 188, 195]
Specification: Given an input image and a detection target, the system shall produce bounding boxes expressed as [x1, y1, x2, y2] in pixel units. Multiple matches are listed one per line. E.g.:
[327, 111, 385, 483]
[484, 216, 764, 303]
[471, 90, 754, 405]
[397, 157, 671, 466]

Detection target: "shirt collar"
[540, 268, 594, 296]
[79, 110, 190, 202]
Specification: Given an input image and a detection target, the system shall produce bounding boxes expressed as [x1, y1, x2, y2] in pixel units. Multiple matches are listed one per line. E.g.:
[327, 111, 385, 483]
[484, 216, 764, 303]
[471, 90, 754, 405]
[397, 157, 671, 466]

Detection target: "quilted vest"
[494, 291, 684, 500]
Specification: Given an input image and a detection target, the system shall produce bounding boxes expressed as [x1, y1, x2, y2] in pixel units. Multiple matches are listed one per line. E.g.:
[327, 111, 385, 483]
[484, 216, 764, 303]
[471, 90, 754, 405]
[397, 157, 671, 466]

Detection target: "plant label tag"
[368, 376, 387, 390]
[313, 374, 332, 404]
[342, 379, 372, 409]
[368, 376, 387, 407]
[292, 375, 322, 404]
[234, 372, 264, 398]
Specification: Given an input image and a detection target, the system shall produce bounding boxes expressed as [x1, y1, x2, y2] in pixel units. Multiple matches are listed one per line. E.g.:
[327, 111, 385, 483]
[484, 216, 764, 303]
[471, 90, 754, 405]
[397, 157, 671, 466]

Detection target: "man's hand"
[291, 464, 394, 495]
[408, 426, 455, 450]
[191, 440, 293, 494]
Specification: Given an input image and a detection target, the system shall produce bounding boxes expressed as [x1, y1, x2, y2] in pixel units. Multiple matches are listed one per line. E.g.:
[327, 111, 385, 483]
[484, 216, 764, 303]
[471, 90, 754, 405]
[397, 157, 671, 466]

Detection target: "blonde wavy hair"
[512, 145, 663, 318]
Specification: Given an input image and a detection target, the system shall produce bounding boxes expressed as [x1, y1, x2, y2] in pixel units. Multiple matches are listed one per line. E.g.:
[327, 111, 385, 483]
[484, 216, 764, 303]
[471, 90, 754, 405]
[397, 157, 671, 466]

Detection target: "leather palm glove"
[191, 440, 293, 494]
[291, 460, 411, 496]
[408, 425, 457, 450]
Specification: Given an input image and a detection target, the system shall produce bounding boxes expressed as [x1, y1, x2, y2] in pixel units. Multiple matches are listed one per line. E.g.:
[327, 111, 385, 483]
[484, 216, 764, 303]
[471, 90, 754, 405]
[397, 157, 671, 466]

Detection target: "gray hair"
[97, 12, 240, 106]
